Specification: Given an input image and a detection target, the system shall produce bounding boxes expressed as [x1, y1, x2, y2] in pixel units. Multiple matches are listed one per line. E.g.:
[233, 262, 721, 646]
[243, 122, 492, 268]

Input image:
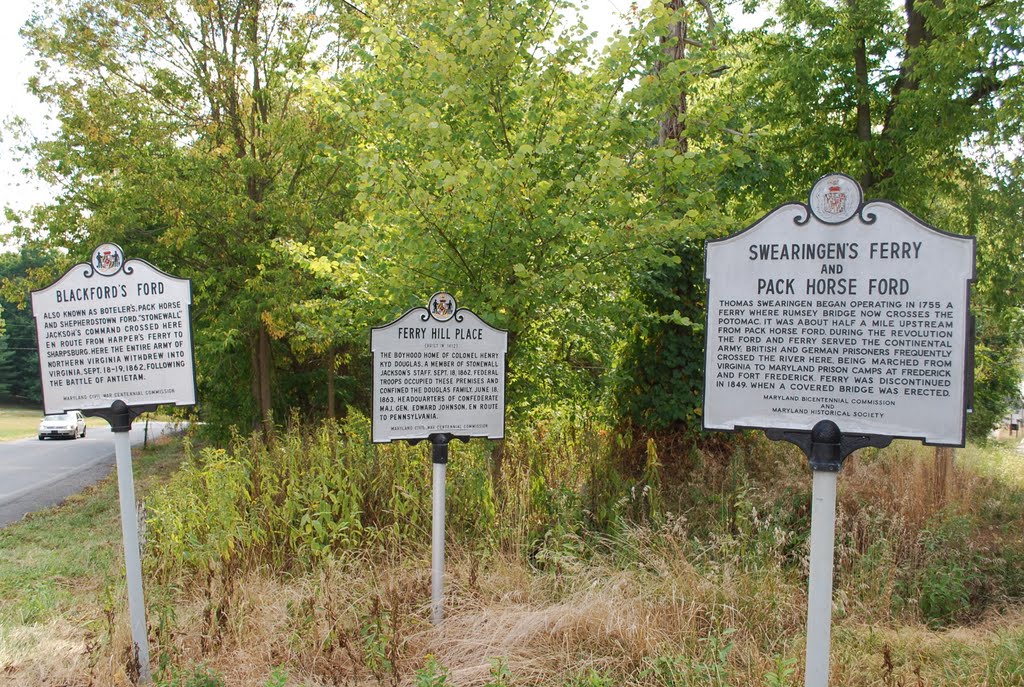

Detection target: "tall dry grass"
[7, 421, 1024, 686]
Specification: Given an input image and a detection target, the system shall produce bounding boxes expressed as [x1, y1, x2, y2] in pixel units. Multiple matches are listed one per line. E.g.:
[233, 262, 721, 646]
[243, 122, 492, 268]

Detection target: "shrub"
[145, 411, 654, 578]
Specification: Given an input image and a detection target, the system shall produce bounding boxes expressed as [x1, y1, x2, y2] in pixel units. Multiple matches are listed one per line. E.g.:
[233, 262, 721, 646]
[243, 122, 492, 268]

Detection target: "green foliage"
[639, 630, 737, 687]
[261, 667, 288, 687]
[616, 240, 707, 436]
[563, 668, 617, 687]
[145, 410, 656, 575]
[763, 654, 798, 687]
[156, 663, 226, 687]
[913, 515, 985, 628]
[964, 166, 1024, 439]
[0, 248, 53, 404]
[310, 0, 638, 411]
[484, 658, 513, 687]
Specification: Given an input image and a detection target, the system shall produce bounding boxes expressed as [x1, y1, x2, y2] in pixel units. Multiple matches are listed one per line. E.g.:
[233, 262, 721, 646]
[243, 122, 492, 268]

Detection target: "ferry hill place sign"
[704, 174, 975, 446]
[31, 243, 196, 414]
[371, 292, 508, 444]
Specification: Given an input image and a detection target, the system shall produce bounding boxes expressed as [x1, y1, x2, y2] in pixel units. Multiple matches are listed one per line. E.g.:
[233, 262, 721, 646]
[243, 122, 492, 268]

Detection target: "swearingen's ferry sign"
[703, 174, 974, 446]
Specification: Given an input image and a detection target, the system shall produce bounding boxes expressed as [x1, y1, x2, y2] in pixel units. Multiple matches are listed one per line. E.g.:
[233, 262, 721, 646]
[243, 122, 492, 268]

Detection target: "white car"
[37, 411, 87, 440]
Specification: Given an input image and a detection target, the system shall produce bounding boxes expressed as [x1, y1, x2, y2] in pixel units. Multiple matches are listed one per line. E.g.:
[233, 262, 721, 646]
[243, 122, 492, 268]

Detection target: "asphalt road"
[0, 421, 178, 528]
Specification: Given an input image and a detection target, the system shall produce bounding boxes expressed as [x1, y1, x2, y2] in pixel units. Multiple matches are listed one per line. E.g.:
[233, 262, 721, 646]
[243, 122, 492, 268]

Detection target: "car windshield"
[44, 413, 74, 421]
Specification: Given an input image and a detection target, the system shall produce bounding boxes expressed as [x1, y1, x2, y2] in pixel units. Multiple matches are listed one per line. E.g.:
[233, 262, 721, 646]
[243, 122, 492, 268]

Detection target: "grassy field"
[0, 406, 46, 441]
[0, 430, 1022, 686]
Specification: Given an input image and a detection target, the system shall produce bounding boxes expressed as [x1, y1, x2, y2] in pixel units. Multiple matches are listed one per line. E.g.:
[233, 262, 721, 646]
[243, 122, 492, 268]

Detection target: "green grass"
[0, 440, 183, 625]
[961, 439, 1024, 488]
[0, 405, 46, 441]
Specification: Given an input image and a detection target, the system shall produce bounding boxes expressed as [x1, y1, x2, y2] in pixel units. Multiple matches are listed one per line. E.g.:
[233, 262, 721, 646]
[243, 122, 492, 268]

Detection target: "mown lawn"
[0, 406, 45, 441]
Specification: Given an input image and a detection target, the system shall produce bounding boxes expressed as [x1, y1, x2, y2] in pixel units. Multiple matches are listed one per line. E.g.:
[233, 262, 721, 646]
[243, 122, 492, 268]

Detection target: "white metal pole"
[113, 429, 152, 683]
[431, 461, 447, 625]
[805, 469, 839, 687]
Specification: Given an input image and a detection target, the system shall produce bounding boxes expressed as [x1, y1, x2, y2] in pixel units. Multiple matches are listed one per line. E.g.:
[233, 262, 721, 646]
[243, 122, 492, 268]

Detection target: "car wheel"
[81, 428, 86, 438]
[38, 435, 44, 440]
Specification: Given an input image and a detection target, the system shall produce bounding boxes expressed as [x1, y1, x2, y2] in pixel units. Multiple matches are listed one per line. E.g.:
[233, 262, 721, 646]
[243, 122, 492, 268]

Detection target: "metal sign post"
[805, 468, 838, 685]
[103, 401, 155, 683]
[430, 434, 450, 624]
[767, 422, 891, 687]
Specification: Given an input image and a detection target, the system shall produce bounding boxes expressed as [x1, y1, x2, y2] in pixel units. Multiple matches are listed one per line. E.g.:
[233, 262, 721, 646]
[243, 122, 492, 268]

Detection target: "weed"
[764, 654, 798, 687]
[156, 663, 226, 687]
[262, 666, 289, 687]
[563, 668, 616, 687]
[415, 655, 451, 687]
[484, 657, 513, 687]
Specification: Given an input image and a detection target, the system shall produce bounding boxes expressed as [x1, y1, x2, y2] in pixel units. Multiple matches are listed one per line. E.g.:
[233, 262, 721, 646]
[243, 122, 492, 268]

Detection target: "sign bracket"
[84, 401, 158, 432]
[765, 420, 892, 471]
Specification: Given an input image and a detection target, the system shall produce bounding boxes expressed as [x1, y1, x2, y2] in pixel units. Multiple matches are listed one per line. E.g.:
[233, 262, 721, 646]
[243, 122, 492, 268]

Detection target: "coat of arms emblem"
[429, 292, 456, 321]
[91, 243, 124, 275]
[823, 183, 847, 216]
[809, 174, 861, 224]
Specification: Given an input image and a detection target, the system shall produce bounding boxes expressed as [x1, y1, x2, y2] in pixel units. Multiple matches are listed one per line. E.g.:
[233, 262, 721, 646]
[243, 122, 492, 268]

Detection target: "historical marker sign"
[371, 292, 508, 444]
[31, 243, 196, 415]
[704, 174, 975, 446]
[30, 243, 197, 683]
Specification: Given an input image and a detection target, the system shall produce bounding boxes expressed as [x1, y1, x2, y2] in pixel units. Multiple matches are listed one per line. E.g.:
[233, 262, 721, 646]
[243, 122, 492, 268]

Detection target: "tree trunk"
[326, 348, 336, 420]
[254, 319, 273, 435]
[658, 0, 689, 152]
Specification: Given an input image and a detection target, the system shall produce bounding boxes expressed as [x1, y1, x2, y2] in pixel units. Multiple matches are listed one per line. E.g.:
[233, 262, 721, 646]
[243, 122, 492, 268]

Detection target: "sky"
[1, 0, 52, 218]
[0, 0, 767, 240]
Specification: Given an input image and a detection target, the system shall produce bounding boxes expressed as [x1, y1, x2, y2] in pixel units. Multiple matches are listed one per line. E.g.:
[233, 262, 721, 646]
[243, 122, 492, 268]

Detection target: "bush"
[145, 411, 659, 578]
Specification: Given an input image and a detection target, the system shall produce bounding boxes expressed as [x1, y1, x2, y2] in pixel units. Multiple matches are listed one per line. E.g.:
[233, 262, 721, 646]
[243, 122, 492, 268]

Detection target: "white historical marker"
[704, 174, 975, 446]
[30, 243, 196, 685]
[31, 243, 196, 414]
[371, 292, 507, 444]
[704, 175, 975, 687]
[372, 292, 507, 626]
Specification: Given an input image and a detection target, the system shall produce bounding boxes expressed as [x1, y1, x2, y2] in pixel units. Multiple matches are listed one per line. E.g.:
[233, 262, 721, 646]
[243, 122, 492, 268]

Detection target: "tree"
[0, 248, 53, 405]
[612, 0, 750, 443]
[14, 0, 361, 431]
[728, 0, 1024, 204]
[280, 0, 750, 423]
[284, 0, 638, 411]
